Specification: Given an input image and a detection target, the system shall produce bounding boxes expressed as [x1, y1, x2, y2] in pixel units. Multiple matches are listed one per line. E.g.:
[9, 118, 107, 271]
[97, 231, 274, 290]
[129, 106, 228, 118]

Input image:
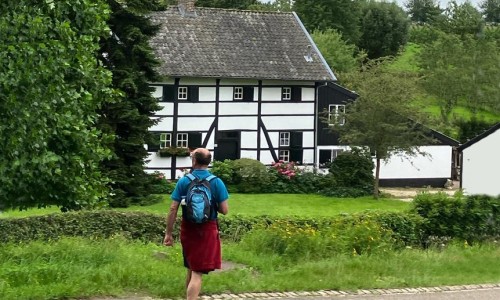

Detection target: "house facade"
[146, 4, 336, 179]
[458, 123, 500, 196]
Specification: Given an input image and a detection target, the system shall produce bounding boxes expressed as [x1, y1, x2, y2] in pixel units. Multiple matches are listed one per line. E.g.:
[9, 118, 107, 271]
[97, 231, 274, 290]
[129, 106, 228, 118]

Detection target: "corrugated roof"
[149, 7, 336, 81]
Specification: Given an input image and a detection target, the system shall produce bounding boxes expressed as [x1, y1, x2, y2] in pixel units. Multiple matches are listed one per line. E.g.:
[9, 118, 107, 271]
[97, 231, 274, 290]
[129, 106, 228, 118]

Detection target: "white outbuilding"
[458, 123, 500, 197]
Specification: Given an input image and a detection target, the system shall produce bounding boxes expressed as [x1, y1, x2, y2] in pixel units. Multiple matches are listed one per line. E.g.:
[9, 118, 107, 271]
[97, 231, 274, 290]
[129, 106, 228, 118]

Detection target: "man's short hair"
[193, 150, 211, 166]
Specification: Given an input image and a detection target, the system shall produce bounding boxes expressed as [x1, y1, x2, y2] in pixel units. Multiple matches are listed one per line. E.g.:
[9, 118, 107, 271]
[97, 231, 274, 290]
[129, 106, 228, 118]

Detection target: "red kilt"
[180, 219, 221, 273]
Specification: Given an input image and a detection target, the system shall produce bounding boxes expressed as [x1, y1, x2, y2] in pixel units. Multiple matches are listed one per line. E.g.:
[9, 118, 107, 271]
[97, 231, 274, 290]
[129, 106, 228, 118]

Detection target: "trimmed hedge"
[2, 192, 498, 247]
[0, 210, 422, 247]
[411, 193, 500, 244]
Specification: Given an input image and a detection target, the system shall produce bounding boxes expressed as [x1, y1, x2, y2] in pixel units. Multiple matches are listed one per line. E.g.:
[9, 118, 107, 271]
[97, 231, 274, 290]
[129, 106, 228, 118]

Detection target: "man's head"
[191, 148, 211, 168]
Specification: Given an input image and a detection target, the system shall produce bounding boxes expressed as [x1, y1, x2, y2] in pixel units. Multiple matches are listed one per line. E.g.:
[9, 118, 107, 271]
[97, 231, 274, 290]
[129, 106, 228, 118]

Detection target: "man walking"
[164, 148, 229, 300]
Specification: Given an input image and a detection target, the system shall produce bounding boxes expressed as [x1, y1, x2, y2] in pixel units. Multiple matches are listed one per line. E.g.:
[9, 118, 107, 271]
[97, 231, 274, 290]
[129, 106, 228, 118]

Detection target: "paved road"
[277, 288, 500, 300]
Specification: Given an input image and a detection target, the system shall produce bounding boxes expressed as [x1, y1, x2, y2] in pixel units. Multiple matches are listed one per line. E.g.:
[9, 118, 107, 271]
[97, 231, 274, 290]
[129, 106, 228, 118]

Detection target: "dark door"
[215, 131, 240, 161]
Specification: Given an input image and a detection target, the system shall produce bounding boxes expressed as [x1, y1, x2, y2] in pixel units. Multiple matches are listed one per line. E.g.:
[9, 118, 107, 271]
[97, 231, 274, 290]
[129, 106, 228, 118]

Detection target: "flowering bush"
[271, 160, 300, 179]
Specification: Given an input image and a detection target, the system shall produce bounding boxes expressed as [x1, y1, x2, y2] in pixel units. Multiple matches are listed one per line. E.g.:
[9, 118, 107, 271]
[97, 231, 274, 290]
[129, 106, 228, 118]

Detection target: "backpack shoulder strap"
[205, 175, 217, 182]
[186, 173, 196, 182]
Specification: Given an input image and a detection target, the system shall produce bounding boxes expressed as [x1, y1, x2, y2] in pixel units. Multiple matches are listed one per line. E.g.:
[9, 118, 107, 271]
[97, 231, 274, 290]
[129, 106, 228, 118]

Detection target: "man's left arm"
[215, 178, 229, 215]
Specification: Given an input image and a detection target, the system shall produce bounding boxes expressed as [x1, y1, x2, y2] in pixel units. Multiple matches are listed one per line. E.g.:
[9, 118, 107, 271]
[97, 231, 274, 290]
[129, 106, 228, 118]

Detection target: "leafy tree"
[332, 59, 431, 198]
[404, 0, 442, 24]
[98, 0, 162, 207]
[480, 0, 500, 23]
[358, 1, 410, 59]
[0, 0, 115, 211]
[418, 34, 500, 123]
[434, 0, 484, 37]
[294, 0, 363, 44]
[311, 29, 367, 74]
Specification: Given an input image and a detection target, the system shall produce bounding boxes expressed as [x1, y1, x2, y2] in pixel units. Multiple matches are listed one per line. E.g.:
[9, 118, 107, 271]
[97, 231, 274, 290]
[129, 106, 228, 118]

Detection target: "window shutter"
[188, 86, 199, 102]
[290, 131, 303, 148]
[163, 86, 176, 102]
[148, 133, 161, 152]
[188, 132, 203, 149]
[243, 86, 254, 101]
[319, 150, 331, 164]
[291, 87, 301, 102]
[290, 149, 303, 164]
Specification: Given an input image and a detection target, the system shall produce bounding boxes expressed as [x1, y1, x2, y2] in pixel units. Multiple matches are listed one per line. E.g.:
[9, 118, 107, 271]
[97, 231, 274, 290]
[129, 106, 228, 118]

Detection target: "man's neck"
[192, 165, 208, 170]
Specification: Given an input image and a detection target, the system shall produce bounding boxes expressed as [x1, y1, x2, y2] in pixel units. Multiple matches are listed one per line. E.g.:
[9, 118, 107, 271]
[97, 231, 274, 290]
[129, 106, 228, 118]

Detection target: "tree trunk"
[374, 157, 381, 199]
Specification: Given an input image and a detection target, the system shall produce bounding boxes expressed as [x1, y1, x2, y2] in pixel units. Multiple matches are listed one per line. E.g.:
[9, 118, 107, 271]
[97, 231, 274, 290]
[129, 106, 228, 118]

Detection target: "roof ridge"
[169, 5, 294, 14]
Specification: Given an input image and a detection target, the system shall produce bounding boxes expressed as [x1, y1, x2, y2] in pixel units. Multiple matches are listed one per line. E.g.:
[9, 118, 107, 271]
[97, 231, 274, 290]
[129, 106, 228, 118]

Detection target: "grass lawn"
[0, 194, 411, 219]
[1, 238, 498, 299]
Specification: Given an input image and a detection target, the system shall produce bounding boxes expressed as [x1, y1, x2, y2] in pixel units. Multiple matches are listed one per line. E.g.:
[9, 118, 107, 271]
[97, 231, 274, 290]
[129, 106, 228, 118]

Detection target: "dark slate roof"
[458, 122, 500, 151]
[149, 7, 336, 81]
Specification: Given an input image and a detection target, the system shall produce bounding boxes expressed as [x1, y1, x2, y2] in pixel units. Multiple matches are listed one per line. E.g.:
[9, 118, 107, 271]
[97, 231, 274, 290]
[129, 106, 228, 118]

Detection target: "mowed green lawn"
[0, 194, 410, 218]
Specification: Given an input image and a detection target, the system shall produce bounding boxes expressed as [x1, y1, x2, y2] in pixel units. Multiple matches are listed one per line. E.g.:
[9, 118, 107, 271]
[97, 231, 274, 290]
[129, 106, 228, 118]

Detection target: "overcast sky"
[260, 0, 482, 9]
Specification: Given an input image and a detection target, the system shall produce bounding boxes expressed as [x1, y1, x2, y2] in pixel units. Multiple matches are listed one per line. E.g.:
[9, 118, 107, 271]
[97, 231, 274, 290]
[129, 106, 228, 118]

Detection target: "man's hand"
[163, 233, 174, 246]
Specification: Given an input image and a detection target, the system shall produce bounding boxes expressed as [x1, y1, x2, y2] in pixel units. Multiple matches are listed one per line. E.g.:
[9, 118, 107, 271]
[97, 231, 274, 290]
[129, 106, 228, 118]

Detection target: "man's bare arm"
[164, 201, 180, 246]
[218, 200, 228, 215]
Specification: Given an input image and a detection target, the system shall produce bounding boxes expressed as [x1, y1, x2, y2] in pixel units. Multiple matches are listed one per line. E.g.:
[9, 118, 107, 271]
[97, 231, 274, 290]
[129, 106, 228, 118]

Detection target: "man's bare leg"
[185, 269, 192, 289]
[186, 271, 203, 300]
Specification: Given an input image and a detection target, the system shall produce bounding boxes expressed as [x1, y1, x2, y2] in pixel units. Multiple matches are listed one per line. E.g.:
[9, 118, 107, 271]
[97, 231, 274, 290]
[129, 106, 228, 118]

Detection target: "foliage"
[408, 24, 448, 44]
[148, 171, 176, 194]
[0, 0, 115, 211]
[405, 0, 443, 24]
[455, 117, 498, 143]
[481, 0, 500, 23]
[411, 192, 500, 244]
[358, 1, 410, 58]
[98, 0, 162, 208]
[434, 0, 484, 37]
[158, 147, 190, 157]
[334, 58, 432, 198]
[328, 149, 374, 190]
[210, 159, 235, 184]
[231, 158, 271, 193]
[418, 34, 500, 123]
[0, 210, 422, 248]
[311, 29, 366, 74]
[293, 0, 363, 44]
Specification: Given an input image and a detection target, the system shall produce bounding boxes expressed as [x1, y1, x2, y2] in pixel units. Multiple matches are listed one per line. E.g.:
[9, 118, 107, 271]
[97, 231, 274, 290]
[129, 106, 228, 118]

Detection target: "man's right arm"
[164, 201, 180, 246]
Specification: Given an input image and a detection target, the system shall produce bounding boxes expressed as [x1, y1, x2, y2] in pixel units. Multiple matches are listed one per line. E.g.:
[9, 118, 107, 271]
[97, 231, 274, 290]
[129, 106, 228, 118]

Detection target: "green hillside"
[389, 43, 500, 139]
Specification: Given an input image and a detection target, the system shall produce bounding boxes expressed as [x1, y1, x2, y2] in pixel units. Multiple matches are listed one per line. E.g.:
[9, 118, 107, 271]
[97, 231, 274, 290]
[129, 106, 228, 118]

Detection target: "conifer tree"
[98, 0, 162, 207]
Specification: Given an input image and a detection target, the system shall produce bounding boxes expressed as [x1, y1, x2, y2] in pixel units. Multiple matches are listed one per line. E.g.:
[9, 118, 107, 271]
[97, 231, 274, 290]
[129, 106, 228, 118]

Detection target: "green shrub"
[0, 211, 423, 248]
[239, 217, 396, 261]
[329, 149, 374, 188]
[411, 192, 500, 244]
[231, 158, 271, 193]
[210, 159, 235, 184]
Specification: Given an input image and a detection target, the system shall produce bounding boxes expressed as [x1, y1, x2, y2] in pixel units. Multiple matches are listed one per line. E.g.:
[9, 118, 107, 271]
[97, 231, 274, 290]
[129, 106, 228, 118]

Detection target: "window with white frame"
[279, 150, 290, 162]
[233, 87, 243, 100]
[279, 132, 290, 147]
[328, 104, 345, 126]
[178, 87, 188, 100]
[160, 133, 172, 149]
[282, 87, 291, 100]
[176, 133, 188, 148]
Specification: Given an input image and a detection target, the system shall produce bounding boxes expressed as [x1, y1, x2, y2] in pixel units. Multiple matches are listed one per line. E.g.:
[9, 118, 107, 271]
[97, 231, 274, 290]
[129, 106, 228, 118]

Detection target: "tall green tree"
[358, 1, 410, 59]
[434, 0, 484, 37]
[293, 0, 363, 44]
[0, 0, 115, 211]
[311, 29, 366, 75]
[418, 34, 500, 123]
[480, 0, 500, 23]
[332, 59, 431, 198]
[98, 0, 162, 207]
[405, 0, 442, 23]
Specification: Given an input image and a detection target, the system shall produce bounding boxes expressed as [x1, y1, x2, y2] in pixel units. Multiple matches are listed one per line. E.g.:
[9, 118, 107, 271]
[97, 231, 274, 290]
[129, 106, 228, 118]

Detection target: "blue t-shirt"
[171, 169, 229, 220]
